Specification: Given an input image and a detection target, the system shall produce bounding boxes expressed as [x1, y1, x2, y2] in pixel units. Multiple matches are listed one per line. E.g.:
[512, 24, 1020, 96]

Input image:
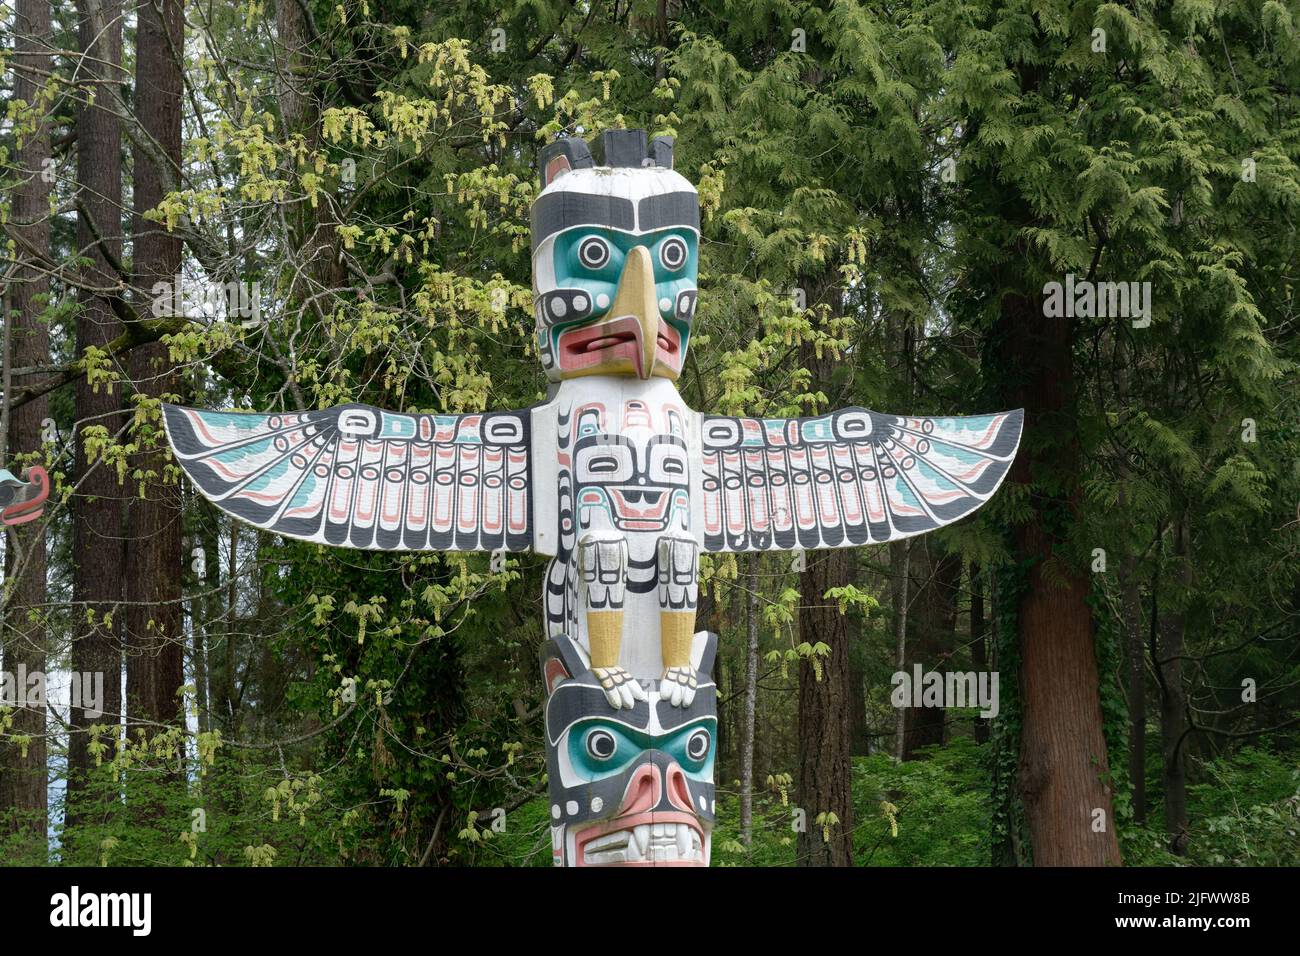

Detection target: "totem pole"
[164, 130, 1022, 866]
[0, 465, 48, 527]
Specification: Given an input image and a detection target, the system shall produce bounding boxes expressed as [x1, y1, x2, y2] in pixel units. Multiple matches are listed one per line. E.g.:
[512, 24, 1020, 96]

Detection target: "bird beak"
[607, 246, 660, 380]
[0, 465, 48, 527]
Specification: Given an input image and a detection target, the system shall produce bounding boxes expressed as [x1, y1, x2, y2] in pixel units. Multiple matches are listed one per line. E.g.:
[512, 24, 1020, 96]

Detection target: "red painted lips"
[558, 316, 681, 379]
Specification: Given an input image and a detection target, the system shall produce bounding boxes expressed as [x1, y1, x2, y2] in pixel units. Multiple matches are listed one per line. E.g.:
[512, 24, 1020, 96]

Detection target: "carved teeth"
[586, 831, 628, 853]
[676, 825, 691, 857]
[583, 822, 704, 864]
[626, 828, 644, 863]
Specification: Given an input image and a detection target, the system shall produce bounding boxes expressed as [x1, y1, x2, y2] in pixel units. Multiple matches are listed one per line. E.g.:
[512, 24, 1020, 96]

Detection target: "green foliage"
[1121, 747, 1300, 867]
[475, 738, 1300, 867]
[4, 0, 1296, 869]
[850, 738, 993, 866]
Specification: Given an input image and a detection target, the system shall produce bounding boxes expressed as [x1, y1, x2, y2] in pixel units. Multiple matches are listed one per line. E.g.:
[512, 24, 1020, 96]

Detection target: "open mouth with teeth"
[575, 812, 708, 866]
[608, 486, 671, 529]
[557, 316, 682, 379]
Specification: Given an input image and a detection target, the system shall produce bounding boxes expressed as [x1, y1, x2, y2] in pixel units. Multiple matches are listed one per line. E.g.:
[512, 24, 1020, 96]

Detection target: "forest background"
[1, 0, 1298, 867]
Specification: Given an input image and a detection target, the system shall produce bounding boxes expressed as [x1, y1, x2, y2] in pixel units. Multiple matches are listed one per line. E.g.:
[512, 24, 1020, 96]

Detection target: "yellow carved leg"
[587, 609, 641, 709]
[660, 609, 699, 708]
[657, 536, 700, 707]
[659, 609, 696, 670]
[579, 532, 643, 709]
[587, 609, 624, 670]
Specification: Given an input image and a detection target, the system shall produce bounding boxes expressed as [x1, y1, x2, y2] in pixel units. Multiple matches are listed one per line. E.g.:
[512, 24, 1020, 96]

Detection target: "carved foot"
[660, 665, 699, 707]
[592, 665, 647, 710]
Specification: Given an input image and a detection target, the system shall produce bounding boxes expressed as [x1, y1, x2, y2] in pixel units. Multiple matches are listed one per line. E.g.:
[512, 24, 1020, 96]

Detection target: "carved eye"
[577, 442, 633, 483]
[659, 236, 688, 271]
[648, 443, 689, 485]
[579, 236, 610, 269]
[686, 729, 710, 762]
[586, 729, 617, 760]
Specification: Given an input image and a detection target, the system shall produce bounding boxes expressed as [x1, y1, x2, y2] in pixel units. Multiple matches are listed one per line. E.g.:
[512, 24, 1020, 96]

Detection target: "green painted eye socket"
[565, 718, 716, 781]
[564, 232, 623, 282]
[555, 228, 698, 287]
[568, 719, 641, 780]
[668, 725, 714, 777]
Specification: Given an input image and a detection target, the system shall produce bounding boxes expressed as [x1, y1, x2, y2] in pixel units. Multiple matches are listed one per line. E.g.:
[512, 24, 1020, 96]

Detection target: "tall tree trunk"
[890, 540, 911, 760]
[901, 543, 960, 758]
[887, 302, 913, 761]
[191, 590, 210, 738]
[846, 605, 869, 756]
[1120, 547, 1145, 822]
[970, 563, 989, 744]
[276, 0, 345, 299]
[739, 553, 759, 846]
[1155, 521, 1189, 855]
[201, 518, 242, 843]
[0, 0, 53, 856]
[67, 0, 125, 829]
[795, 276, 854, 867]
[995, 288, 1121, 866]
[696, 585, 719, 759]
[211, 518, 240, 734]
[124, 0, 184, 739]
[796, 549, 855, 866]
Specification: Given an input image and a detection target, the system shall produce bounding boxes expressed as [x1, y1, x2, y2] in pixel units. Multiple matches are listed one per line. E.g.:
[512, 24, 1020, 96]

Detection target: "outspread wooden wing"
[699, 407, 1023, 552]
[164, 403, 533, 552]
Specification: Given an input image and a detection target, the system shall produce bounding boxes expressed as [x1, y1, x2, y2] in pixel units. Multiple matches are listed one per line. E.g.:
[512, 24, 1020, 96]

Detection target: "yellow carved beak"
[607, 245, 659, 380]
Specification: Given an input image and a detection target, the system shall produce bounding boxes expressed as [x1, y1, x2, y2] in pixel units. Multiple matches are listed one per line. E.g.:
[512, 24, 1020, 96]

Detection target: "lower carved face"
[541, 636, 717, 867]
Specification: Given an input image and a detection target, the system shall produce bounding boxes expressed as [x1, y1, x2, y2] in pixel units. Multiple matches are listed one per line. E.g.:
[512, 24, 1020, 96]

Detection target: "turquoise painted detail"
[288, 475, 318, 508]
[567, 717, 717, 783]
[196, 411, 266, 432]
[246, 457, 292, 491]
[935, 440, 981, 464]
[800, 417, 835, 442]
[547, 226, 699, 361]
[379, 415, 417, 439]
[433, 414, 476, 443]
[215, 437, 270, 463]
[896, 481, 921, 509]
[577, 488, 614, 523]
[938, 415, 994, 434]
[667, 490, 691, 525]
[917, 461, 957, 490]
